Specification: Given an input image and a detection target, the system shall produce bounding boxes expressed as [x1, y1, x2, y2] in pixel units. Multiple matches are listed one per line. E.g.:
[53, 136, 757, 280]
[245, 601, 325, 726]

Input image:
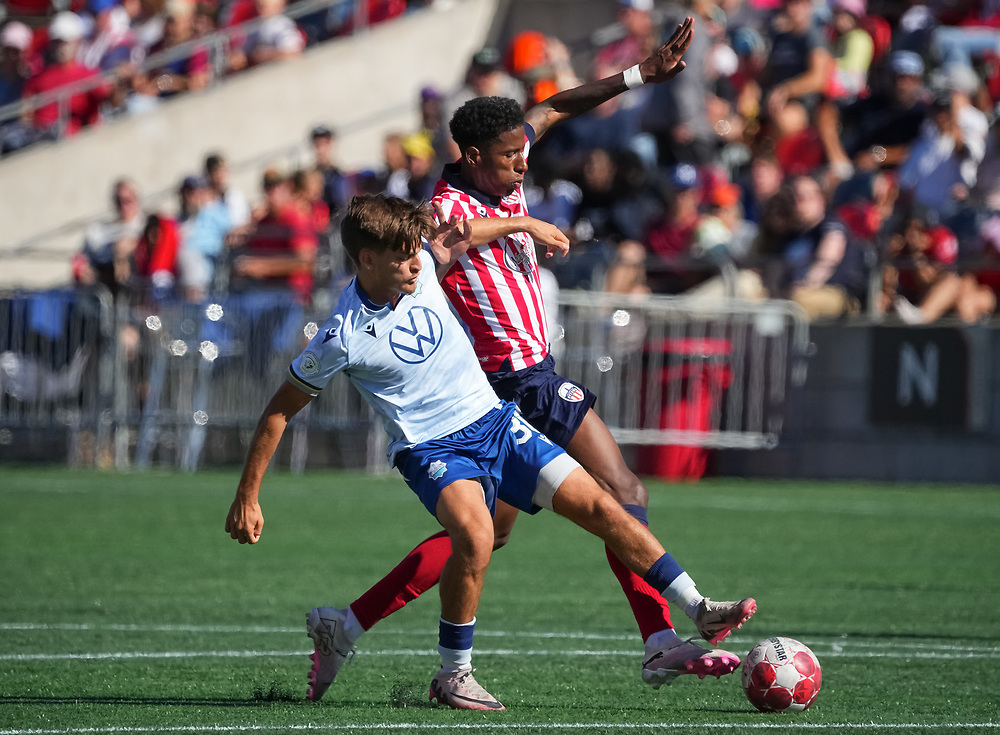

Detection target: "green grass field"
[1, 467, 999, 735]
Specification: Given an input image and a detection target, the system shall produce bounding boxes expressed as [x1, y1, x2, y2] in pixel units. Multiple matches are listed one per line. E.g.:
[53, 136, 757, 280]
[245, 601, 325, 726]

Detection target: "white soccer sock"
[645, 628, 681, 650]
[343, 606, 365, 646]
[662, 572, 705, 621]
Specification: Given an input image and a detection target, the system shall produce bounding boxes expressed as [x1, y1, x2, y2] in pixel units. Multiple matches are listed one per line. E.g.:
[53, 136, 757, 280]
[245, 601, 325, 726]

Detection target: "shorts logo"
[299, 351, 320, 376]
[428, 460, 447, 480]
[389, 307, 443, 364]
[558, 382, 585, 403]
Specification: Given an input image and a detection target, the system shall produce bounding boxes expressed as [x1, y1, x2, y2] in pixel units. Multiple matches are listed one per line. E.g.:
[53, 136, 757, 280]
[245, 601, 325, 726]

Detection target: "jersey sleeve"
[287, 314, 348, 395]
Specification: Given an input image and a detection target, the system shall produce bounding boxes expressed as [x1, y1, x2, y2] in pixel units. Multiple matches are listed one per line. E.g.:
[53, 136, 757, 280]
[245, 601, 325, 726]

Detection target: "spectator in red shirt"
[22, 12, 110, 137]
[644, 163, 703, 291]
[885, 213, 995, 324]
[231, 168, 317, 304]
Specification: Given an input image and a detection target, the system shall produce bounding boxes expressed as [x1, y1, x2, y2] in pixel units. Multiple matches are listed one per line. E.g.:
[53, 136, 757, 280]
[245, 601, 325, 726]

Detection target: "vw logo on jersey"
[502, 232, 535, 275]
[389, 306, 443, 364]
[558, 382, 585, 403]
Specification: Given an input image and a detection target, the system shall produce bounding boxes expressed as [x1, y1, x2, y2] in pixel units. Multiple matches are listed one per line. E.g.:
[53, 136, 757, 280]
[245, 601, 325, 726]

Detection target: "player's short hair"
[449, 96, 525, 153]
[341, 194, 432, 265]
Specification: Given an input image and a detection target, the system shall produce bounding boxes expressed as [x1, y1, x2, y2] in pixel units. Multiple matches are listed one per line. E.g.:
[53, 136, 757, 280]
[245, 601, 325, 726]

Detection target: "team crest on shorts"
[299, 351, 320, 376]
[428, 460, 447, 480]
[558, 382, 585, 403]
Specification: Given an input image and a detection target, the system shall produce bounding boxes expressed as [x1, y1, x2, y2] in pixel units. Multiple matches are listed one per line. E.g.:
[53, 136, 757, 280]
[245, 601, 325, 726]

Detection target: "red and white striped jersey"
[432, 126, 549, 372]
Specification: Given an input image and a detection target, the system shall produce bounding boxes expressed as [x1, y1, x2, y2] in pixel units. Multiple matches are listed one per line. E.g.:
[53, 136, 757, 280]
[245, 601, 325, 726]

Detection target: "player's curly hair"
[449, 96, 525, 153]
[341, 194, 433, 265]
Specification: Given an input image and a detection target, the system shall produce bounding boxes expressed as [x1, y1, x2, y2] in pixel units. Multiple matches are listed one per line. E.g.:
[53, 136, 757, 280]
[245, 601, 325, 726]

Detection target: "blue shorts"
[486, 354, 596, 449]
[394, 401, 579, 518]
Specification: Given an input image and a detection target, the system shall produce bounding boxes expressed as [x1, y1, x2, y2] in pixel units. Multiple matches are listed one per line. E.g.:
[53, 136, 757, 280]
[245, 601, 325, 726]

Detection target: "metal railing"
[0, 0, 388, 142]
[0, 284, 811, 470]
[554, 291, 811, 450]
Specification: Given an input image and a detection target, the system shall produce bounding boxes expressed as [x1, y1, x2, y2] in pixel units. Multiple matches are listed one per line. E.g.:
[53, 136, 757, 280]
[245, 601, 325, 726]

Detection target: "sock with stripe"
[438, 617, 475, 673]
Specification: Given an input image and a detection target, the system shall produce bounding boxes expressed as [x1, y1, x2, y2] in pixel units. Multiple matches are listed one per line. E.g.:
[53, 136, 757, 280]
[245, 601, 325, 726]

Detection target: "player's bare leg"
[428, 480, 504, 711]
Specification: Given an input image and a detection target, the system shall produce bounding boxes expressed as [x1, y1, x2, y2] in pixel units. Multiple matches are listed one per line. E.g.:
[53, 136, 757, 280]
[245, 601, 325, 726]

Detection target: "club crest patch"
[558, 382, 585, 403]
[299, 351, 320, 376]
[428, 460, 447, 480]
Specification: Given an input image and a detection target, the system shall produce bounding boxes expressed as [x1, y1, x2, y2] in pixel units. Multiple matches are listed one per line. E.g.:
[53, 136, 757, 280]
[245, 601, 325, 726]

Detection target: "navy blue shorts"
[394, 401, 580, 518]
[486, 354, 596, 449]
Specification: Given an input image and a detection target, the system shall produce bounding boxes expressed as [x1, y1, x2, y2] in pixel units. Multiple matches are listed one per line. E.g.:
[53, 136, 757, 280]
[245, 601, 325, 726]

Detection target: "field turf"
[1, 467, 998, 734]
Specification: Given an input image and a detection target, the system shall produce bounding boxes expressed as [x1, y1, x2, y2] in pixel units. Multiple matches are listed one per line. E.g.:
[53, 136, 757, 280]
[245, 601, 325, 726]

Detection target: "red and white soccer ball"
[741, 636, 822, 713]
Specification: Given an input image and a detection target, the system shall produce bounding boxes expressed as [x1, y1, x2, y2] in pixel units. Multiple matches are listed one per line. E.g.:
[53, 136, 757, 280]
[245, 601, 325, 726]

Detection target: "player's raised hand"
[225, 496, 263, 544]
[428, 202, 473, 267]
[641, 16, 695, 84]
[527, 217, 571, 258]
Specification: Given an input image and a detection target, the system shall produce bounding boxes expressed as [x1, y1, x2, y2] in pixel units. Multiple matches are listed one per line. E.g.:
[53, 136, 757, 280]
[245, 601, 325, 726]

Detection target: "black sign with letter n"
[869, 328, 969, 429]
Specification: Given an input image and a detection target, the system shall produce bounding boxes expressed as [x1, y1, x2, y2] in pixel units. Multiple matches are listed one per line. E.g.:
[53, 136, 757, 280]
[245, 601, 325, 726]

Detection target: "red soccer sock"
[605, 544, 673, 642]
[350, 530, 452, 631]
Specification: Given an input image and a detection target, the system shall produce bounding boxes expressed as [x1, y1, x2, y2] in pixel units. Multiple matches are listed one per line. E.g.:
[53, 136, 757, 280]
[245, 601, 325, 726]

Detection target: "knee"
[604, 471, 648, 508]
[449, 521, 494, 570]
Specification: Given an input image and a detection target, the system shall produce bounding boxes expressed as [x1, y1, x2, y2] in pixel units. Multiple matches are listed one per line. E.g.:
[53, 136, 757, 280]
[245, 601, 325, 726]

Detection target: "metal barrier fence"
[0, 287, 810, 472]
[553, 291, 811, 450]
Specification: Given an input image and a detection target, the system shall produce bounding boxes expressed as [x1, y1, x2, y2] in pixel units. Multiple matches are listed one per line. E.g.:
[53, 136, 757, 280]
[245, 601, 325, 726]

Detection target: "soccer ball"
[741, 636, 822, 713]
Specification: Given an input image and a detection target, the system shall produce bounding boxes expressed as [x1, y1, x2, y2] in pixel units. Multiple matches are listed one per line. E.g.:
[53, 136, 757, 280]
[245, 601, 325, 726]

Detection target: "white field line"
[3, 647, 998, 662]
[3, 623, 999, 656]
[1, 722, 999, 734]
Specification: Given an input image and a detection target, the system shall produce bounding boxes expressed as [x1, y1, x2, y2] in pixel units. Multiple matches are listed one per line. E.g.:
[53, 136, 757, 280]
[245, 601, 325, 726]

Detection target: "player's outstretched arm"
[467, 216, 570, 258]
[225, 380, 313, 544]
[525, 16, 695, 140]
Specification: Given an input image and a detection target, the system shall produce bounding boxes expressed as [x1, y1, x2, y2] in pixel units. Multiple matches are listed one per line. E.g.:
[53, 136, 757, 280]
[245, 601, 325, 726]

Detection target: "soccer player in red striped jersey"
[311, 16, 757, 702]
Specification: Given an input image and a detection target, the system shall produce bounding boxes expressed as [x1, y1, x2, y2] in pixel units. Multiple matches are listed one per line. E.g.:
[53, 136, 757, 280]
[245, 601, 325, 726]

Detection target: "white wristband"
[623, 64, 644, 90]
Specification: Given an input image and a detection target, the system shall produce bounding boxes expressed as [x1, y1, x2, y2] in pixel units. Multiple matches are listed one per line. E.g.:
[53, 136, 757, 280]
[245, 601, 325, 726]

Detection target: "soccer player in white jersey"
[309, 15, 756, 701]
[225, 194, 745, 710]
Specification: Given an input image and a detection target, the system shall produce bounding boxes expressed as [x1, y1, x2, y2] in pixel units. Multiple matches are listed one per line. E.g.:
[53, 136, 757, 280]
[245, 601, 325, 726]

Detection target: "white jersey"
[288, 248, 499, 463]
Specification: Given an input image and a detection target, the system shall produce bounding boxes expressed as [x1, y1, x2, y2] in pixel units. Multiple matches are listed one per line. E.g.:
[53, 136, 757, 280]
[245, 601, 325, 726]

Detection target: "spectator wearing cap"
[643, 162, 704, 291]
[309, 124, 351, 217]
[817, 50, 929, 181]
[401, 132, 437, 202]
[205, 152, 251, 227]
[176, 174, 233, 302]
[684, 181, 767, 302]
[418, 85, 452, 166]
[503, 30, 581, 109]
[755, 0, 833, 139]
[229, 167, 317, 305]
[147, 0, 210, 96]
[21, 11, 110, 139]
[0, 22, 34, 107]
[79, 0, 139, 71]
[442, 46, 525, 136]
[898, 61, 988, 220]
[883, 211, 995, 324]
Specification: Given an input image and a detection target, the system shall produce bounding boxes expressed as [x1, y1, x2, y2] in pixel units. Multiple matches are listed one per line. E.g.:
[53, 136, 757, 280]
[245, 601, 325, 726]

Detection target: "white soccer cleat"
[641, 637, 741, 690]
[694, 597, 757, 646]
[429, 668, 505, 711]
[306, 606, 354, 702]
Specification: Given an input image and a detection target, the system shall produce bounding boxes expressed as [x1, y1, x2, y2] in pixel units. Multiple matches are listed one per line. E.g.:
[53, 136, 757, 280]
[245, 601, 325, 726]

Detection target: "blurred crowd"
[43, 0, 1000, 324]
[0, 0, 428, 153]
